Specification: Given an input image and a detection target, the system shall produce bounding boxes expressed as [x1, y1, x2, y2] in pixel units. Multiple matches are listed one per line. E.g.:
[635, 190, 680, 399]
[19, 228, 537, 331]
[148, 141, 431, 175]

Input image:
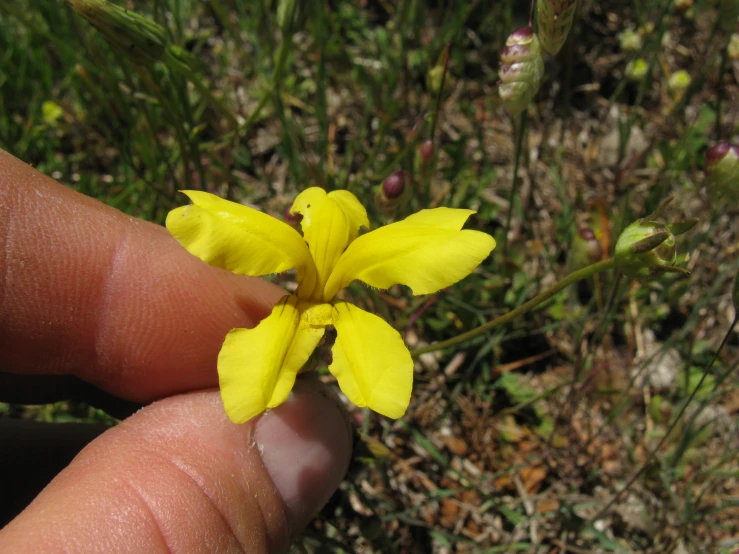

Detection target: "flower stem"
[501, 110, 527, 260]
[410, 258, 617, 357]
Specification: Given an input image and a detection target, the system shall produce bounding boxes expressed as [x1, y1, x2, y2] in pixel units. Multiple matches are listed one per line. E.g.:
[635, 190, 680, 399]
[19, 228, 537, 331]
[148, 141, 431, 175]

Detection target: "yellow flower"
[166, 188, 495, 423]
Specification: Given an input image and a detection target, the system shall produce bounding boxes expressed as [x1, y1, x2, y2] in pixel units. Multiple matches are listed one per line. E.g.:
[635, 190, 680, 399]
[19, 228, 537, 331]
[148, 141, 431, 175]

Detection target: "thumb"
[0, 380, 352, 553]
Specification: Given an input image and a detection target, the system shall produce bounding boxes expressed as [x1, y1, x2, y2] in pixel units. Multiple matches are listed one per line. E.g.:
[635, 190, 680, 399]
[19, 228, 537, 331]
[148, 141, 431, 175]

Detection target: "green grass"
[2, 0, 738, 551]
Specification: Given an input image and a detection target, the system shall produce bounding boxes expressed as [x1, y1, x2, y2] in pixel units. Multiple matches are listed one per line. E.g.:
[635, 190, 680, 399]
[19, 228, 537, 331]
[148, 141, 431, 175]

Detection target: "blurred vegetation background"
[1, 0, 738, 552]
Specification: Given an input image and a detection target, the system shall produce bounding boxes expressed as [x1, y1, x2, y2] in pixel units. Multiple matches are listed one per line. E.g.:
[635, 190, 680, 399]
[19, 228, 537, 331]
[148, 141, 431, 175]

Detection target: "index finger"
[0, 149, 284, 402]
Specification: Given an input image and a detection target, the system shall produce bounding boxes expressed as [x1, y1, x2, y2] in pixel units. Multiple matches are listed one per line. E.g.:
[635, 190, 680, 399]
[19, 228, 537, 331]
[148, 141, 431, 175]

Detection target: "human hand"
[0, 149, 352, 553]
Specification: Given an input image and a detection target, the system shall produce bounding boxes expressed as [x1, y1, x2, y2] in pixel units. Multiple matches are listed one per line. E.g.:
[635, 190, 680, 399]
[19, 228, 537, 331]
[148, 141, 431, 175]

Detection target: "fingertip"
[0, 381, 352, 553]
[255, 378, 353, 536]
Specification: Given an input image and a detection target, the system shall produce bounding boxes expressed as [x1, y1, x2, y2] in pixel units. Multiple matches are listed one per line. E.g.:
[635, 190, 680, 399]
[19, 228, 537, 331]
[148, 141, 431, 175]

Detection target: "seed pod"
[66, 0, 168, 66]
[498, 27, 545, 116]
[536, 0, 578, 56]
[705, 142, 739, 202]
[614, 196, 694, 278]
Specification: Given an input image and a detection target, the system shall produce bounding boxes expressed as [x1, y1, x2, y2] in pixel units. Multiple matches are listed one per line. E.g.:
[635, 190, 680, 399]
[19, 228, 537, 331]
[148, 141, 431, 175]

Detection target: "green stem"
[169, 55, 239, 134]
[501, 111, 527, 260]
[410, 258, 617, 357]
[428, 42, 451, 142]
[589, 313, 739, 523]
[715, 43, 729, 141]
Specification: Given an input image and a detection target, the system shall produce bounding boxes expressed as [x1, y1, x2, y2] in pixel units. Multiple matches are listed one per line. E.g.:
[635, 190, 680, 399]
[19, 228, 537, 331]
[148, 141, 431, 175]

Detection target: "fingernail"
[253, 377, 352, 536]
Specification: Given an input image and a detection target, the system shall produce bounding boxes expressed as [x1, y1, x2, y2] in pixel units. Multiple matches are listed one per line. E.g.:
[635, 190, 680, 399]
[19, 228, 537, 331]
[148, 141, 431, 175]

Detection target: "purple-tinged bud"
[498, 26, 544, 115]
[569, 226, 603, 270]
[420, 140, 434, 164]
[382, 171, 407, 200]
[537, 0, 578, 56]
[283, 205, 303, 226]
[376, 170, 412, 214]
[578, 228, 603, 262]
[705, 142, 734, 168]
[705, 142, 739, 202]
[578, 227, 595, 241]
[509, 26, 534, 40]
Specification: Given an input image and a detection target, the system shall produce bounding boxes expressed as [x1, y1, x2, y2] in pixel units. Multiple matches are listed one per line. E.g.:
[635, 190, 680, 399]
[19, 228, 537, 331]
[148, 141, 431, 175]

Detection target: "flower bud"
[729, 33, 739, 61]
[705, 142, 739, 202]
[569, 226, 604, 270]
[382, 171, 407, 200]
[426, 47, 452, 97]
[498, 27, 545, 115]
[618, 28, 643, 52]
[66, 0, 168, 66]
[537, 0, 578, 56]
[668, 70, 691, 95]
[625, 58, 648, 82]
[376, 170, 412, 214]
[614, 196, 693, 278]
[615, 222, 677, 278]
[420, 139, 434, 164]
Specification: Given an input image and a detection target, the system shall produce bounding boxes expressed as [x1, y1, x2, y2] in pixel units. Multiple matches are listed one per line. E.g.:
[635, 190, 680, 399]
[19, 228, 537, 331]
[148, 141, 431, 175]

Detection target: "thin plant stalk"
[428, 41, 451, 143]
[410, 258, 617, 357]
[501, 111, 528, 260]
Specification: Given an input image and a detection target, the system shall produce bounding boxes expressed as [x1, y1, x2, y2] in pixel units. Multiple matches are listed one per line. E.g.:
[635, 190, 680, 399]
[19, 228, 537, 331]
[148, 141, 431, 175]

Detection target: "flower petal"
[166, 191, 316, 289]
[329, 301, 412, 419]
[324, 208, 495, 299]
[217, 295, 326, 424]
[290, 188, 369, 300]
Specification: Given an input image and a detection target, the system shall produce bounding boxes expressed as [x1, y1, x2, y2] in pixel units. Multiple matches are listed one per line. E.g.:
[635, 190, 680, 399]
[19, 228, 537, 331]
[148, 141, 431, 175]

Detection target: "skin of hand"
[0, 149, 353, 553]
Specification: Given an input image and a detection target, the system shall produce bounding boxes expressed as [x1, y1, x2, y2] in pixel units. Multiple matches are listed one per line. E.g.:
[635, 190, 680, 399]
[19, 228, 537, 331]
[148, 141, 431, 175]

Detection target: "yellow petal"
[290, 188, 369, 300]
[324, 208, 495, 299]
[166, 191, 316, 291]
[329, 301, 412, 419]
[217, 295, 326, 423]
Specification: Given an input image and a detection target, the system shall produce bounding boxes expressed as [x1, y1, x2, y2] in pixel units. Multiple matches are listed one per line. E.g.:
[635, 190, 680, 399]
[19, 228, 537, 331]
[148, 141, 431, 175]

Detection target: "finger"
[0, 149, 284, 402]
[0, 379, 353, 553]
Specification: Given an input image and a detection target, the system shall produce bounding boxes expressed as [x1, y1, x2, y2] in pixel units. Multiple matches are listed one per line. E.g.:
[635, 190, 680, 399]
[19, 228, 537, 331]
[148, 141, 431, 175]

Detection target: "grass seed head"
[536, 0, 578, 56]
[66, 0, 168, 66]
[498, 26, 545, 116]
